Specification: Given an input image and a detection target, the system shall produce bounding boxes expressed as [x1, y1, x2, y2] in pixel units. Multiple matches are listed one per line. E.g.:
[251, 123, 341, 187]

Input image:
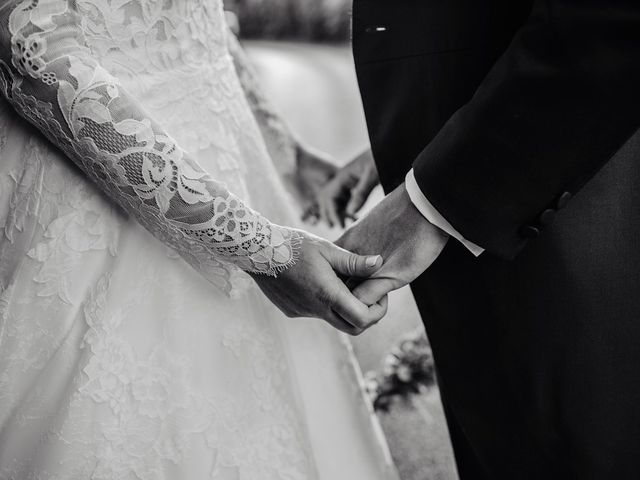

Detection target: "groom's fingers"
[318, 243, 388, 333]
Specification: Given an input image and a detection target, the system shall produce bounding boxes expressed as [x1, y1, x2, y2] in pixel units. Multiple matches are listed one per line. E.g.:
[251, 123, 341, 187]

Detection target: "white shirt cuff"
[405, 169, 484, 257]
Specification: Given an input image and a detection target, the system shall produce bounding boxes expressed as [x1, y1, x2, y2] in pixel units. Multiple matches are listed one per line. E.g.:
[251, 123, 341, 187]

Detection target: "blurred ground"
[246, 41, 459, 480]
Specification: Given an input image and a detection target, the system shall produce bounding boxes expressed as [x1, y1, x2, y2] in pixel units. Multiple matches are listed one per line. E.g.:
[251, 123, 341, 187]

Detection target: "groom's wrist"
[390, 183, 450, 242]
[404, 169, 484, 257]
[391, 184, 451, 273]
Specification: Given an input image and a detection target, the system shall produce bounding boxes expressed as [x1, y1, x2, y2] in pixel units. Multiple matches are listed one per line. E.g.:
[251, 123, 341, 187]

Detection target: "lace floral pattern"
[0, 0, 300, 282]
[0, 2, 317, 478]
[0, 266, 315, 479]
[0, 1, 398, 479]
[72, 275, 313, 479]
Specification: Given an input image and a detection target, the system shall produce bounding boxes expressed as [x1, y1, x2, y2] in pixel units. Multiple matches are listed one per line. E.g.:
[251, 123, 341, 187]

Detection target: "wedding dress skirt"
[0, 0, 397, 478]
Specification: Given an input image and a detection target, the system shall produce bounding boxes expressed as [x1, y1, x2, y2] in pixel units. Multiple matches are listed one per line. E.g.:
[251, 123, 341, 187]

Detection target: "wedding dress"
[0, 0, 398, 478]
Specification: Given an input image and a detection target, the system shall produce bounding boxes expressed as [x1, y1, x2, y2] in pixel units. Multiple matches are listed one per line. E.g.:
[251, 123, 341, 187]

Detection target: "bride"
[0, 0, 398, 478]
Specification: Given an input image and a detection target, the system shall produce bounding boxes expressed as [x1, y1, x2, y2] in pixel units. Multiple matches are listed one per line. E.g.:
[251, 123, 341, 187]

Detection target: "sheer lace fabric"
[0, 1, 399, 479]
[0, 0, 300, 282]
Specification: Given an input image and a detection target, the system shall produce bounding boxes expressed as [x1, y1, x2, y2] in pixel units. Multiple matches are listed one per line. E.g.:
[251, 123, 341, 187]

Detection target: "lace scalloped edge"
[249, 228, 303, 278]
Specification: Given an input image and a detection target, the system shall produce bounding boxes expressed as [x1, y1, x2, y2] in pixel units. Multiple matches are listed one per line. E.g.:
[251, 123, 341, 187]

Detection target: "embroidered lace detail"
[0, 269, 316, 479]
[0, 0, 301, 281]
[0, 2, 398, 480]
[73, 275, 314, 479]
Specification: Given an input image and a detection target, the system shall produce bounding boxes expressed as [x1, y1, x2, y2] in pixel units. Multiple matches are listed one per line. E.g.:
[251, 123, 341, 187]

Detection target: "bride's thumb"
[324, 244, 383, 278]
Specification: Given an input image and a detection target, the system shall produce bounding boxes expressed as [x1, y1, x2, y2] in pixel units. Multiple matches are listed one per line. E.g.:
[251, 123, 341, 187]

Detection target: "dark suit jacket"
[353, 1, 640, 478]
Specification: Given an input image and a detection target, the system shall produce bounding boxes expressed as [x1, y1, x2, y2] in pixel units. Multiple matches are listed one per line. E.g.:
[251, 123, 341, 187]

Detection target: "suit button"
[518, 225, 540, 239]
[539, 209, 556, 226]
[556, 191, 572, 210]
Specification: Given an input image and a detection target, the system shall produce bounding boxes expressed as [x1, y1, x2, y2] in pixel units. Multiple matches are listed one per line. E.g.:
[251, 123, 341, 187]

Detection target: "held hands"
[277, 147, 444, 334]
[337, 184, 449, 308]
[263, 144, 387, 335]
[250, 230, 388, 335]
[304, 148, 379, 228]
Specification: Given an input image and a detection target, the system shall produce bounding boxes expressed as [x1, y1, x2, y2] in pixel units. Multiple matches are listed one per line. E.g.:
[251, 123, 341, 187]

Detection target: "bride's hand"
[250, 230, 388, 335]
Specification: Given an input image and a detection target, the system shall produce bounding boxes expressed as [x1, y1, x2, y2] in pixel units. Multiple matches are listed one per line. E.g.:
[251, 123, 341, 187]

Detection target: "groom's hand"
[337, 184, 449, 307]
[251, 232, 388, 335]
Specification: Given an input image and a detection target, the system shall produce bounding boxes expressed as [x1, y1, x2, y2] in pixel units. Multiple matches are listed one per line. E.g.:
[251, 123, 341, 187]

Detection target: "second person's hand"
[306, 148, 379, 228]
[336, 185, 449, 307]
[250, 229, 389, 335]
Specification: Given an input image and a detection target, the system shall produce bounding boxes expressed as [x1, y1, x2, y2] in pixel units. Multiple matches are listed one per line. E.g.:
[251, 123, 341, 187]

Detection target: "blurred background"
[224, 0, 350, 42]
[225, 1, 459, 479]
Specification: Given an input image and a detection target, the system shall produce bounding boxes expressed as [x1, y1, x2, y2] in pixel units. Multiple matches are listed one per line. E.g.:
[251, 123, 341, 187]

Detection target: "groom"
[338, 0, 640, 478]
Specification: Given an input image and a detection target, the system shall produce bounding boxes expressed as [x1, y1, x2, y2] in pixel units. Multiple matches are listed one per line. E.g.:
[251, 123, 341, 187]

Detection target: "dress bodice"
[78, 0, 228, 77]
[0, 3, 400, 479]
[0, 0, 301, 291]
[76, 0, 246, 156]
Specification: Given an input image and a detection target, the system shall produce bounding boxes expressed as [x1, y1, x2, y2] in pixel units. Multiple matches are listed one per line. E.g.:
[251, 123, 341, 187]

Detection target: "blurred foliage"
[365, 329, 437, 412]
[225, 0, 351, 42]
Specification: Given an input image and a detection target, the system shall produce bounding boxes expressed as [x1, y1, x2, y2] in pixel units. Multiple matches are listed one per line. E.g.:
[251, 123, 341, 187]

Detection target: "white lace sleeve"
[0, 0, 301, 279]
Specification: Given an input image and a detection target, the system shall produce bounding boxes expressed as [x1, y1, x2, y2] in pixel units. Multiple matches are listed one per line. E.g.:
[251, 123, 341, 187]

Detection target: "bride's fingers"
[367, 294, 388, 317]
[352, 278, 395, 307]
[329, 293, 388, 336]
[322, 242, 382, 279]
[345, 276, 363, 291]
[330, 285, 386, 335]
[326, 270, 386, 333]
[324, 310, 365, 336]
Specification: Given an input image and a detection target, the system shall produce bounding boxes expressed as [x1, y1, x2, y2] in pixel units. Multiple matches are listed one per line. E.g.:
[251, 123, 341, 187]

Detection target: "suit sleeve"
[412, 0, 640, 259]
[405, 170, 484, 256]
